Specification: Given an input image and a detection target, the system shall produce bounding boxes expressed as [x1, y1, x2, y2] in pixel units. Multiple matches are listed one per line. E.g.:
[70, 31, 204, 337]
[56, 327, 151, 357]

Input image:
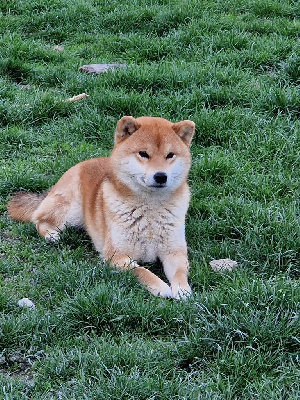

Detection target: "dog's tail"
[7, 191, 48, 222]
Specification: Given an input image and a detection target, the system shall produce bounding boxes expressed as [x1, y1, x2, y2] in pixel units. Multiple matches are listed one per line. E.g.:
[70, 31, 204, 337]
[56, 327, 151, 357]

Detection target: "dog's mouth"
[138, 176, 168, 189]
[148, 183, 167, 188]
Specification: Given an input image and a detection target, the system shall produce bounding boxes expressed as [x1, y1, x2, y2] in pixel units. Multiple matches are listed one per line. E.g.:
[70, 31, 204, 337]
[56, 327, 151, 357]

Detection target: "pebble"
[17, 298, 36, 310]
[79, 63, 126, 74]
[209, 258, 238, 272]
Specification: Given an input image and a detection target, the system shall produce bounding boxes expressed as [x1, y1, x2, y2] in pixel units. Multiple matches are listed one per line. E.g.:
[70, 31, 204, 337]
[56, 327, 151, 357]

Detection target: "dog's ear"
[172, 120, 195, 146]
[115, 116, 141, 144]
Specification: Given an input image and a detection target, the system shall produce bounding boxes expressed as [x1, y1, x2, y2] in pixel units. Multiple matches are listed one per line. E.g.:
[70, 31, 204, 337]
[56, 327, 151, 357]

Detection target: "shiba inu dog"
[7, 116, 195, 299]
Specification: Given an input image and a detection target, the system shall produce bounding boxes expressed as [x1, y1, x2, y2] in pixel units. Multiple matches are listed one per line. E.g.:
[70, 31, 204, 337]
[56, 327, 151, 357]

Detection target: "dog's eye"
[166, 152, 175, 159]
[139, 151, 149, 159]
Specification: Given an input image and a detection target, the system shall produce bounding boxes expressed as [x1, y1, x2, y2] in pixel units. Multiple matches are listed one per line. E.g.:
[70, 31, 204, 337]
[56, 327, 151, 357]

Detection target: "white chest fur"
[104, 185, 189, 263]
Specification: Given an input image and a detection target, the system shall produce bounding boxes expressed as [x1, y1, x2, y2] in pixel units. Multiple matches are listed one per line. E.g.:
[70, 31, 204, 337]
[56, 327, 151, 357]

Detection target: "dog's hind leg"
[33, 191, 78, 242]
[36, 220, 63, 243]
[8, 190, 68, 242]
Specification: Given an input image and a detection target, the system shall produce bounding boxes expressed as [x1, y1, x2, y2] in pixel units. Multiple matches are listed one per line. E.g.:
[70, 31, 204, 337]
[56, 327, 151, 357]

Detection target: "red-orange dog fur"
[8, 116, 195, 299]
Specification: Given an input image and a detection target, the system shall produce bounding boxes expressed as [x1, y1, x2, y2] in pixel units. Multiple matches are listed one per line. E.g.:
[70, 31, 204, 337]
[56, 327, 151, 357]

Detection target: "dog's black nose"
[154, 171, 168, 184]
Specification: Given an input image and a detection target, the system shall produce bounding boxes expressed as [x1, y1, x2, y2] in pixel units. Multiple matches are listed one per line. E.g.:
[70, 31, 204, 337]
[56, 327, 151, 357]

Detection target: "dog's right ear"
[114, 116, 141, 144]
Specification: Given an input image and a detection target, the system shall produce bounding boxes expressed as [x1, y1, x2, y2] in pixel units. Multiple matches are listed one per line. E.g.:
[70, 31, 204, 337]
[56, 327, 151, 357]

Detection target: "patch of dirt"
[0, 350, 44, 383]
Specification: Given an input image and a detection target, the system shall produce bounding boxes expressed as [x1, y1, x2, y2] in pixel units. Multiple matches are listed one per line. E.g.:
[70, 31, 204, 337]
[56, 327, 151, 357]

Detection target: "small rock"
[79, 63, 126, 74]
[209, 258, 238, 273]
[18, 84, 31, 90]
[53, 45, 64, 52]
[17, 298, 35, 310]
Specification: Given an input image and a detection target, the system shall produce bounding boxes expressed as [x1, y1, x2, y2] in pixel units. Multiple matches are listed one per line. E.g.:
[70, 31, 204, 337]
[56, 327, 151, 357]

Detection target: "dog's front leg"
[160, 249, 191, 300]
[108, 254, 172, 298]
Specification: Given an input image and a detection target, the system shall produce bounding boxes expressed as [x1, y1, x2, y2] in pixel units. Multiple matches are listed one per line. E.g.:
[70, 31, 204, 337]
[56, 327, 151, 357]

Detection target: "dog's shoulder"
[76, 157, 110, 187]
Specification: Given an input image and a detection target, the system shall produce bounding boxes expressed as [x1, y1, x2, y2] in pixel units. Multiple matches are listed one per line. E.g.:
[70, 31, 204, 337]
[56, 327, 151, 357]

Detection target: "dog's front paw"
[159, 282, 173, 298]
[150, 281, 173, 298]
[171, 284, 192, 300]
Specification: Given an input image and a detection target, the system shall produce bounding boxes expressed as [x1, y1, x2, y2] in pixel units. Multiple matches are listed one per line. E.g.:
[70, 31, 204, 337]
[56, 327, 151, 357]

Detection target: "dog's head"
[110, 116, 195, 194]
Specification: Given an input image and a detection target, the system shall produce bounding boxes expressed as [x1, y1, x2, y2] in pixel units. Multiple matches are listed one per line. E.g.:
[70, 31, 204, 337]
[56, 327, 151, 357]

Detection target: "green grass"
[0, 0, 299, 398]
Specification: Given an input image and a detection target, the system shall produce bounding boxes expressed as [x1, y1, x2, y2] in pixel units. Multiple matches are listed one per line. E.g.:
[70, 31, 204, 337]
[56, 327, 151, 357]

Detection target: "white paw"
[171, 284, 192, 300]
[129, 261, 139, 269]
[158, 282, 173, 298]
[149, 281, 172, 298]
[45, 231, 60, 243]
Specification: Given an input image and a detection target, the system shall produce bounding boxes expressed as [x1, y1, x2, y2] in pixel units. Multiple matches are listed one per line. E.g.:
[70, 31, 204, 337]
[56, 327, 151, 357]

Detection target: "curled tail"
[7, 191, 48, 222]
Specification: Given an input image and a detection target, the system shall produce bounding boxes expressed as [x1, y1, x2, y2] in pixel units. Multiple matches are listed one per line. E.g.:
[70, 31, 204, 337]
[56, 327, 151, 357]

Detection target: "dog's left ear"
[115, 116, 141, 144]
[172, 120, 195, 146]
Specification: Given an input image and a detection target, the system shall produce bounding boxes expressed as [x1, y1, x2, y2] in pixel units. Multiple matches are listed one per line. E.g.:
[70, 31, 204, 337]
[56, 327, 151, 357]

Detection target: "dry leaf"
[65, 93, 89, 102]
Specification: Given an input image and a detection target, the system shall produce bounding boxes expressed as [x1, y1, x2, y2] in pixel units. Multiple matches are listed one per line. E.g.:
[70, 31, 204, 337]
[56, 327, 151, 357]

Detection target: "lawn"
[0, 0, 299, 399]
